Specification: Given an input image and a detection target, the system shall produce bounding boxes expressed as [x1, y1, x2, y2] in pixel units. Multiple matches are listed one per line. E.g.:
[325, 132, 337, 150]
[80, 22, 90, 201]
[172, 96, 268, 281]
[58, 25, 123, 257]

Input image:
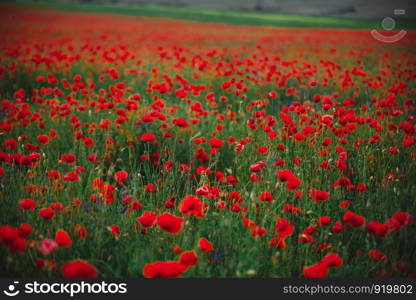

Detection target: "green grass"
[9, 0, 416, 29]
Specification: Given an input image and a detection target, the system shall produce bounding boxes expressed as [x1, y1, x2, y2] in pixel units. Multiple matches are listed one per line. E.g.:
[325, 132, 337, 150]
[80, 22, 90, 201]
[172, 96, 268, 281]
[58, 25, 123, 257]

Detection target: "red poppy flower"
[88, 154, 98, 163]
[339, 200, 349, 209]
[110, 225, 121, 235]
[275, 217, 294, 238]
[251, 226, 267, 237]
[18, 224, 32, 238]
[369, 249, 388, 262]
[303, 262, 328, 278]
[178, 195, 203, 217]
[55, 229, 72, 247]
[39, 239, 58, 256]
[287, 176, 301, 191]
[7, 237, 25, 253]
[39, 208, 55, 220]
[114, 171, 128, 185]
[129, 201, 142, 210]
[216, 201, 226, 210]
[335, 159, 348, 172]
[172, 118, 188, 128]
[257, 146, 268, 154]
[321, 253, 343, 267]
[243, 218, 256, 229]
[83, 137, 94, 148]
[303, 225, 316, 235]
[74, 225, 87, 239]
[226, 175, 237, 186]
[230, 203, 241, 213]
[318, 216, 331, 226]
[332, 221, 346, 234]
[229, 191, 242, 204]
[365, 221, 389, 238]
[209, 138, 223, 148]
[62, 171, 80, 182]
[269, 237, 286, 249]
[322, 137, 332, 147]
[37, 135, 50, 145]
[145, 183, 156, 192]
[235, 143, 244, 151]
[392, 211, 413, 227]
[332, 177, 352, 188]
[195, 184, 210, 196]
[157, 213, 183, 234]
[141, 132, 156, 143]
[3, 138, 18, 150]
[309, 189, 329, 202]
[356, 183, 367, 192]
[45, 129, 56, 139]
[47, 170, 61, 182]
[60, 153, 76, 164]
[0, 225, 18, 245]
[137, 211, 157, 227]
[179, 251, 198, 267]
[19, 198, 36, 210]
[343, 210, 366, 227]
[259, 192, 273, 203]
[50, 202, 63, 212]
[143, 261, 187, 278]
[250, 161, 266, 172]
[283, 204, 301, 216]
[61, 260, 97, 278]
[198, 237, 213, 252]
[388, 147, 398, 154]
[248, 172, 258, 183]
[319, 161, 330, 170]
[278, 169, 293, 182]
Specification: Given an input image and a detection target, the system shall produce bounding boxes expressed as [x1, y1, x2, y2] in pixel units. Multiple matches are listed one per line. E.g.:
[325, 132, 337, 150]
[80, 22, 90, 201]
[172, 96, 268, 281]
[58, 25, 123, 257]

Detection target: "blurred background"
[29, 0, 416, 19]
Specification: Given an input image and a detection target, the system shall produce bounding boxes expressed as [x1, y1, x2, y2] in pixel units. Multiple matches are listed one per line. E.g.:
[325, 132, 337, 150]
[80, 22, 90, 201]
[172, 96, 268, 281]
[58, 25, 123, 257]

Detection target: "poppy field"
[0, 4, 415, 278]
